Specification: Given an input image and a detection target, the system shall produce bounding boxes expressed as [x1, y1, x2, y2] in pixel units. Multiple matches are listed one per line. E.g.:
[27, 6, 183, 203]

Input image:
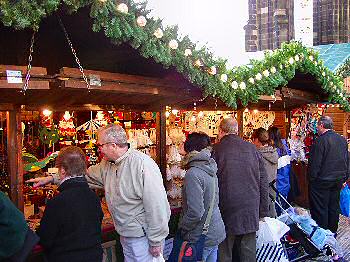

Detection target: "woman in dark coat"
[37, 146, 103, 262]
[179, 132, 226, 262]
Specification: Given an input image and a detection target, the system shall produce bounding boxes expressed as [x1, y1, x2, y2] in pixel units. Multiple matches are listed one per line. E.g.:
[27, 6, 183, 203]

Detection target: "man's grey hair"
[219, 117, 239, 135]
[318, 116, 334, 129]
[98, 124, 128, 146]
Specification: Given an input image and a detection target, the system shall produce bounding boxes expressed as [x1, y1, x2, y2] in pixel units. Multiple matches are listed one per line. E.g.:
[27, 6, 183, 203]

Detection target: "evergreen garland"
[336, 58, 350, 79]
[1, 0, 349, 111]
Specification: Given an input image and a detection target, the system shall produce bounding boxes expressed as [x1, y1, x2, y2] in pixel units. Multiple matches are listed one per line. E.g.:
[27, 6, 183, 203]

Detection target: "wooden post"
[237, 109, 244, 137]
[156, 107, 167, 176]
[7, 107, 23, 211]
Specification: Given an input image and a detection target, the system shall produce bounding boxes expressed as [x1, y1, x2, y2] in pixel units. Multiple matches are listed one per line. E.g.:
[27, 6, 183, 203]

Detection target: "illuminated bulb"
[253, 109, 259, 114]
[165, 111, 170, 118]
[198, 111, 204, 117]
[191, 116, 196, 122]
[63, 111, 71, 121]
[171, 109, 179, 115]
[43, 109, 52, 117]
[244, 108, 249, 113]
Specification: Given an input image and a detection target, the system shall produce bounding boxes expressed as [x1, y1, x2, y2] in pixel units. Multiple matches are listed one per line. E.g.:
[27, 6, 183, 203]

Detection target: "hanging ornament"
[279, 64, 283, 70]
[194, 59, 203, 67]
[39, 127, 59, 147]
[263, 70, 270, 77]
[255, 73, 262, 81]
[309, 55, 314, 61]
[136, 16, 147, 27]
[270, 66, 276, 74]
[239, 82, 246, 90]
[154, 28, 163, 39]
[220, 74, 228, 82]
[169, 39, 178, 50]
[184, 49, 192, 56]
[40, 109, 53, 128]
[322, 71, 326, 77]
[208, 66, 216, 75]
[314, 61, 317, 66]
[95, 111, 109, 127]
[116, 3, 128, 14]
[294, 55, 300, 62]
[288, 57, 294, 65]
[231, 81, 238, 89]
[248, 77, 255, 84]
[59, 111, 76, 137]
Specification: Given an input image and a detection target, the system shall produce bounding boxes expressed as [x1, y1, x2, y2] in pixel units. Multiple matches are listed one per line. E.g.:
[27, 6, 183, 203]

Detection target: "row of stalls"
[0, 1, 349, 261]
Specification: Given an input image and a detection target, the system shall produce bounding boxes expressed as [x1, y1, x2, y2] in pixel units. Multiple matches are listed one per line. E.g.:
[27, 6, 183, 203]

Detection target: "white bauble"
[220, 74, 228, 82]
[169, 39, 178, 50]
[136, 16, 147, 27]
[116, 3, 128, 14]
[231, 81, 238, 89]
[184, 49, 192, 57]
[239, 82, 246, 90]
[154, 28, 163, 39]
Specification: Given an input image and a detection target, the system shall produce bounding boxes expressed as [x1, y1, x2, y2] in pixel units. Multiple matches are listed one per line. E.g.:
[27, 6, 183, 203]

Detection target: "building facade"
[245, 0, 350, 52]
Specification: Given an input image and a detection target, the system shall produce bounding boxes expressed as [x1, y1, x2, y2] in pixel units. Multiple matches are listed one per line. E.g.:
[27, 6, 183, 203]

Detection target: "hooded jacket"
[179, 148, 226, 247]
[258, 146, 279, 183]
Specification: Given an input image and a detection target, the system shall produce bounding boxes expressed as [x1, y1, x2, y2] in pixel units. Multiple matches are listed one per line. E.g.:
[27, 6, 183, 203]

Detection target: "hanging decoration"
[94, 111, 109, 127]
[1, 1, 349, 111]
[58, 111, 76, 137]
[243, 110, 275, 137]
[39, 127, 59, 147]
[40, 109, 53, 128]
[24, 151, 59, 172]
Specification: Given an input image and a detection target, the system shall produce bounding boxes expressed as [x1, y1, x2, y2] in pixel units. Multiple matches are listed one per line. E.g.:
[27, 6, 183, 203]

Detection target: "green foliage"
[1, 0, 349, 111]
[336, 58, 350, 79]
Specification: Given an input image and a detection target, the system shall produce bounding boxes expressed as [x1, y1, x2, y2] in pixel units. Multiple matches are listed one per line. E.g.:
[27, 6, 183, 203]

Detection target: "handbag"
[168, 178, 217, 262]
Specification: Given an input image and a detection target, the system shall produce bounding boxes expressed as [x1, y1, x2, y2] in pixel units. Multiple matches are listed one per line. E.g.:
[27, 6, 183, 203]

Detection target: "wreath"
[39, 127, 59, 146]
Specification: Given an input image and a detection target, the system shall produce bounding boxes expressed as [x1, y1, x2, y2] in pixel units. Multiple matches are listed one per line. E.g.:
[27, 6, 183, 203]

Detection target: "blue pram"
[269, 181, 344, 262]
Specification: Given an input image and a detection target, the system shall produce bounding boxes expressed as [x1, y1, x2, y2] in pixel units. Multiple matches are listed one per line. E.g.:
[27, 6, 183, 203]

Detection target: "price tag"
[6, 70, 23, 83]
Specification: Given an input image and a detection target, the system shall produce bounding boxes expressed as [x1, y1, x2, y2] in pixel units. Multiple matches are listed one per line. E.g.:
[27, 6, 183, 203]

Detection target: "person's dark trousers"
[218, 232, 256, 262]
[308, 180, 343, 233]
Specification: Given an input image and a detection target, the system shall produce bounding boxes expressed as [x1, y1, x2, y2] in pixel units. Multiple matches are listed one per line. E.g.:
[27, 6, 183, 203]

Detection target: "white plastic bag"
[152, 254, 165, 262]
[256, 217, 290, 262]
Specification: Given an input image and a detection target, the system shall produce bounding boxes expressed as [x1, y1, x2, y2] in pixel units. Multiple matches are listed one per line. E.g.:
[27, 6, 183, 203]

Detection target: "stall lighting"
[63, 111, 71, 121]
[171, 109, 179, 115]
[43, 109, 52, 117]
[191, 116, 196, 122]
[198, 111, 204, 118]
[244, 108, 249, 113]
[165, 111, 170, 118]
[253, 109, 259, 114]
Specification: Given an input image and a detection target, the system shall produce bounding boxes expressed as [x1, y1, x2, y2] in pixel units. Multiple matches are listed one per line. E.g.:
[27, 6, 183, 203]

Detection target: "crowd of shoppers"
[3, 115, 346, 262]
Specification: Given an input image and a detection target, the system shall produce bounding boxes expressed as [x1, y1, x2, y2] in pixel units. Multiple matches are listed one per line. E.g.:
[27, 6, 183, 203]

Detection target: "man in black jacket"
[308, 116, 350, 233]
[37, 146, 104, 262]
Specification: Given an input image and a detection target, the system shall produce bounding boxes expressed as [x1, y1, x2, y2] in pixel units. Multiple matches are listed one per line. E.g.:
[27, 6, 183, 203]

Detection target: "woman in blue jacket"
[268, 127, 291, 212]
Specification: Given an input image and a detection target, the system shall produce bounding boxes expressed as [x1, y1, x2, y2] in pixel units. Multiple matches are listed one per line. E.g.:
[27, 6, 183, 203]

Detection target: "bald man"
[212, 118, 269, 262]
[308, 116, 350, 233]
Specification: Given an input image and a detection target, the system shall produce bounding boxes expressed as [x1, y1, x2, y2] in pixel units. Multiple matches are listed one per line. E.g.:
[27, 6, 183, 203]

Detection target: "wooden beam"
[237, 109, 244, 137]
[281, 87, 320, 102]
[7, 107, 23, 211]
[0, 79, 49, 89]
[59, 67, 178, 89]
[0, 65, 47, 76]
[156, 107, 167, 176]
[63, 79, 160, 95]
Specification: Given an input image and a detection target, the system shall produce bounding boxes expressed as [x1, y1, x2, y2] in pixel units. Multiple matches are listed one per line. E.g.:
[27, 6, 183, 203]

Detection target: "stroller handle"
[269, 179, 294, 209]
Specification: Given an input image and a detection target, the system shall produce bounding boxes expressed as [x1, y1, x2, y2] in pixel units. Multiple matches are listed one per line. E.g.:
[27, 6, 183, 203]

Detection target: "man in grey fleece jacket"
[29, 124, 171, 261]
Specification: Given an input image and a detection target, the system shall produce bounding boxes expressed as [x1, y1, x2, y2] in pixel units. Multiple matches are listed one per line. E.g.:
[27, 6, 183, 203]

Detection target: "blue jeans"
[202, 245, 218, 262]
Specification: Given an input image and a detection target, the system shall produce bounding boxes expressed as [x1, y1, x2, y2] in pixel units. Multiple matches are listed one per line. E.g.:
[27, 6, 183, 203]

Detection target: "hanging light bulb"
[43, 109, 52, 117]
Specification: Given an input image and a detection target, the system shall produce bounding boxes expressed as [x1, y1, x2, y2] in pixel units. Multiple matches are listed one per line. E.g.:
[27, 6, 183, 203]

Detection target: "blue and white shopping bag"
[256, 217, 290, 262]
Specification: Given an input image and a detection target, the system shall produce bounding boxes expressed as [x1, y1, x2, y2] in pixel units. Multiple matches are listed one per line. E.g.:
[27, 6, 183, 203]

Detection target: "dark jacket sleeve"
[36, 200, 60, 250]
[179, 170, 205, 233]
[258, 152, 269, 218]
[308, 139, 325, 181]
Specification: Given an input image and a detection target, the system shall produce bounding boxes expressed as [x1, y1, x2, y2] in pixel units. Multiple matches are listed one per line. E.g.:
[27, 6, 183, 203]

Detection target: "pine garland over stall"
[1, 0, 349, 110]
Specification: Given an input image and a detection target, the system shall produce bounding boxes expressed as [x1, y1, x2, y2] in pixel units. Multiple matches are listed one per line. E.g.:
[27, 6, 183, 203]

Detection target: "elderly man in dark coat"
[212, 118, 269, 262]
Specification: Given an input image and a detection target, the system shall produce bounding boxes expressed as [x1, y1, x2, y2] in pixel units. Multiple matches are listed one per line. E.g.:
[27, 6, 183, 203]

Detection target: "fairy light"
[43, 109, 52, 117]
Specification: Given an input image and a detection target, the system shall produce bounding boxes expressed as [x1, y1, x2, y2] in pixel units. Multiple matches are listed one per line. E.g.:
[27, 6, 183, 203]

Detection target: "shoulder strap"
[202, 177, 217, 235]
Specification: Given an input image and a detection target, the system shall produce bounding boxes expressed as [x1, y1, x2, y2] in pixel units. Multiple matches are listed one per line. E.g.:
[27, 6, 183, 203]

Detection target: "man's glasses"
[96, 142, 115, 148]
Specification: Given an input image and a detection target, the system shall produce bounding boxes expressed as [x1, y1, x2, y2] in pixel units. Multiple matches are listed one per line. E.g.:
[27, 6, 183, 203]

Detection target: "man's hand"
[26, 176, 54, 188]
[149, 245, 162, 257]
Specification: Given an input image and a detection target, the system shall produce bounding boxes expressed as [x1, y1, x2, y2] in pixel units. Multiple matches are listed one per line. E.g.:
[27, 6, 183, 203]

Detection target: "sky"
[145, 0, 254, 67]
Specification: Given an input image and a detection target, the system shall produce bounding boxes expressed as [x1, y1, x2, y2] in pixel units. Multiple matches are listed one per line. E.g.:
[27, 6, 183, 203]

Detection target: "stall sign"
[6, 70, 23, 83]
[89, 74, 101, 86]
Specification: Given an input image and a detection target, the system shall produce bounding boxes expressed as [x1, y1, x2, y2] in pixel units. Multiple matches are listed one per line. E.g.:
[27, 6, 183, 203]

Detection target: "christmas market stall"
[1, 1, 350, 261]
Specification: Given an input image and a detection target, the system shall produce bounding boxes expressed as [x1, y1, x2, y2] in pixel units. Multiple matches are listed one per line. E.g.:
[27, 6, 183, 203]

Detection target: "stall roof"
[0, 1, 349, 111]
[312, 43, 350, 72]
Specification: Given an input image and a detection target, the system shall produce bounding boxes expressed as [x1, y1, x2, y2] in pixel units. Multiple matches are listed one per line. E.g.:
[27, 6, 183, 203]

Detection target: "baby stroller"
[269, 181, 344, 262]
